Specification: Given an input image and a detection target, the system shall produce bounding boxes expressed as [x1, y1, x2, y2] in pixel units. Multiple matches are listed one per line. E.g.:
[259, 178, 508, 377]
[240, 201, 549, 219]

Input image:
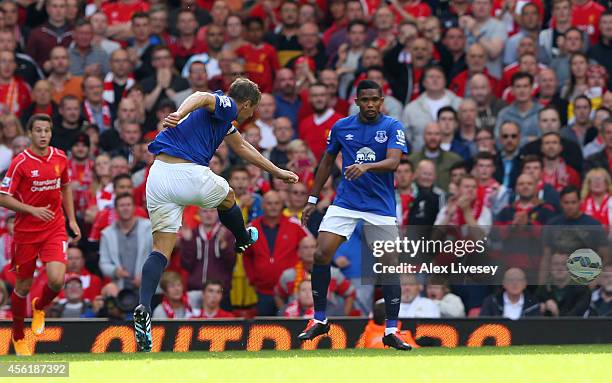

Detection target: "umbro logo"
[345, 134, 354, 141]
[31, 170, 39, 177]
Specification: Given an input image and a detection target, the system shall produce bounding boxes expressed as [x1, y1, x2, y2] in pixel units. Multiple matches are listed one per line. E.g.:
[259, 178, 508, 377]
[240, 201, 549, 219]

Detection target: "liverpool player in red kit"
[0, 114, 81, 355]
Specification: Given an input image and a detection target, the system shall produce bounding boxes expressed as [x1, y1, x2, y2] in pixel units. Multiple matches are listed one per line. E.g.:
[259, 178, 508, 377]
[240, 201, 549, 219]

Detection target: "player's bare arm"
[344, 148, 403, 181]
[163, 92, 217, 128]
[61, 183, 81, 242]
[0, 193, 54, 221]
[224, 131, 299, 184]
[301, 151, 338, 226]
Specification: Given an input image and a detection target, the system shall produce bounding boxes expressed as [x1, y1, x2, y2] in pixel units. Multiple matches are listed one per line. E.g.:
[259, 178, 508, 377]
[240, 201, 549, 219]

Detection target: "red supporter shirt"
[235, 44, 280, 93]
[0, 148, 69, 244]
[298, 109, 343, 160]
[102, 1, 150, 26]
[88, 205, 149, 242]
[68, 158, 95, 217]
[450, 70, 501, 97]
[390, 1, 432, 22]
[571, 1, 604, 45]
[0, 78, 31, 116]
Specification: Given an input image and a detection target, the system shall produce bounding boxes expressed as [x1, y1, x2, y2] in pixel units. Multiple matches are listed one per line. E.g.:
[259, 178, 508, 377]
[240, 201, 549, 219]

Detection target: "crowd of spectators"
[0, 0, 611, 322]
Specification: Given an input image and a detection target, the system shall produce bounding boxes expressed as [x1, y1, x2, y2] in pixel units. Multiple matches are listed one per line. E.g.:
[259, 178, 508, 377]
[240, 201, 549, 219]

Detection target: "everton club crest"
[375, 130, 388, 143]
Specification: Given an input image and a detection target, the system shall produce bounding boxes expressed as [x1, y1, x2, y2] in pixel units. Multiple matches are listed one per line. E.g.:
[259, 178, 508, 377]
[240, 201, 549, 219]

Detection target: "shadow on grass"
[0, 345, 611, 362]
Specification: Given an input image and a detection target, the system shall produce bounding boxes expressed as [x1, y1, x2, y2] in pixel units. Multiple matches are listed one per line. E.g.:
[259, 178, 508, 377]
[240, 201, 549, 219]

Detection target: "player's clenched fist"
[276, 169, 299, 184]
[344, 163, 368, 180]
[163, 112, 183, 128]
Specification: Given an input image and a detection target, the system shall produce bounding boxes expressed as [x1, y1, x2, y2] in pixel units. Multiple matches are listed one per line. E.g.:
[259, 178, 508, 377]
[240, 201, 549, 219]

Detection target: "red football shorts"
[10, 232, 68, 279]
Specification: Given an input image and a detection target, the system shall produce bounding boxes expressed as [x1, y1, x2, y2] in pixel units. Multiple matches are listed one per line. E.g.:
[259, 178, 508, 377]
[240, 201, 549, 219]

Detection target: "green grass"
[1, 345, 610, 383]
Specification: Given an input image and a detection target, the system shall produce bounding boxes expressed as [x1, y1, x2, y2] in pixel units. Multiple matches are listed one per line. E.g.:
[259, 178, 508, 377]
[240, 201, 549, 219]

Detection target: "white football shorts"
[146, 160, 229, 233]
[318, 205, 399, 243]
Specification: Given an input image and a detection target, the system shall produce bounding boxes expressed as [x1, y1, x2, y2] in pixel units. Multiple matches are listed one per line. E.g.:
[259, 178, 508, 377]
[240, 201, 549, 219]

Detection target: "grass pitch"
[0, 345, 610, 383]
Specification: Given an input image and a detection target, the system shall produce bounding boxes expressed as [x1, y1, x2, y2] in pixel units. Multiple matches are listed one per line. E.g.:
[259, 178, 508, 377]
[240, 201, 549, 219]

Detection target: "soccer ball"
[566, 248, 603, 284]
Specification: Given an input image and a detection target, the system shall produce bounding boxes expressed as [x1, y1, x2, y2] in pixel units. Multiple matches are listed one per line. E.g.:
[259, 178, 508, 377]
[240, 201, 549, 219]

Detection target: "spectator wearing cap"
[0, 50, 31, 116]
[20, 80, 59, 127]
[68, 19, 110, 77]
[172, 61, 209, 108]
[142, 46, 189, 112]
[588, 9, 612, 90]
[0, 29, 43, 88]
[50, 95, 85, 153]
[25, 0, 73, 69]
[244, 191, 310, 316]
[153, 271, 195, 319]
[100, 193, 152, 291]
[197, 280, 235, 318]
[169, 9, 206, 72]
[180, 208, 236, 294]
[402, 65, 462, 153]
[480, 268, 540, 319]
[48, 274, 94, 318]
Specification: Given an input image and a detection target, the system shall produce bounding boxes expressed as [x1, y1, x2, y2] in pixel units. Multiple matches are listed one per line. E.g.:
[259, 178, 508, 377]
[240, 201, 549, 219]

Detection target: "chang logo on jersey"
[219, 96, 232, 108]
[355, 147, 376, 163]
[31, 178, 61, 192]
[375, 130, 387, 143]
[396, 129, 406, 146]
[1, 177, 10, 188]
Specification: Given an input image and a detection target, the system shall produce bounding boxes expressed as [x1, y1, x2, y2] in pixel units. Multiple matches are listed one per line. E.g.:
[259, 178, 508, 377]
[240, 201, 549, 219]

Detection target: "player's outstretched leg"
[381, 284, 412, 351]
[135, 233, 172, 352]
[299, 232, 344, 341]
[217, 190, 258, 252]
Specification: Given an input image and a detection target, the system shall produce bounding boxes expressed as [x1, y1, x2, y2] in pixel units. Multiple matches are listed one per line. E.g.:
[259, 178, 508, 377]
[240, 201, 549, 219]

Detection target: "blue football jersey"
[326, 114, 408, 217]
[148, 91, 238, 166]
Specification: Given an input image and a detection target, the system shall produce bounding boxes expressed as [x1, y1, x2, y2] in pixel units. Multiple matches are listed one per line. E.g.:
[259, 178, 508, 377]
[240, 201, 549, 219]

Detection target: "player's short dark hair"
[560, 185, 580, 199]
[203, 279, 224, 291]
[521, 154, 543, 170]
[437, 106, 457, 120]
[114, 192, 134, 207]
[26, 114, 53, 131]
[228, 165, 249, 179]
[228, 77, 262, 106]
[511, 71, 534, 86]
[574, 94, 592, 108]
[244, 16, 264, 28]
[112, 173, 133, 188]
[474, 151, 495, 164]
[356, 80, 382, 97]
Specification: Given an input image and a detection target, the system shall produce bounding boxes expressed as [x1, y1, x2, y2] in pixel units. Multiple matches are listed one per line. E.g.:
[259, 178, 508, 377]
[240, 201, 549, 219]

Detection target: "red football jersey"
[0, 147, 69, 244]
[102, 1, 150, 26]
[235, 43, 280, 93]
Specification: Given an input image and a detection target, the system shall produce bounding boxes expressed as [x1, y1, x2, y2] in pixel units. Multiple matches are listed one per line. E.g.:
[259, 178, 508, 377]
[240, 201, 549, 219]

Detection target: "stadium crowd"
[0, 0, 611, 323]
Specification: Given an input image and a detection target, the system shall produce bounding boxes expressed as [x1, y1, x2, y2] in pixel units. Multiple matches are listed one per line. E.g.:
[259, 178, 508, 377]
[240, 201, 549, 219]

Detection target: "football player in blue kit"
[133, 78, 298, 351]
[299, 80, 411, 350]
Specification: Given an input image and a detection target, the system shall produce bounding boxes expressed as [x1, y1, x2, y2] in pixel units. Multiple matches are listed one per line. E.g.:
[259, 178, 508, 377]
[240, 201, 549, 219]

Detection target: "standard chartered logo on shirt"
[355, 147, 376, 163]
